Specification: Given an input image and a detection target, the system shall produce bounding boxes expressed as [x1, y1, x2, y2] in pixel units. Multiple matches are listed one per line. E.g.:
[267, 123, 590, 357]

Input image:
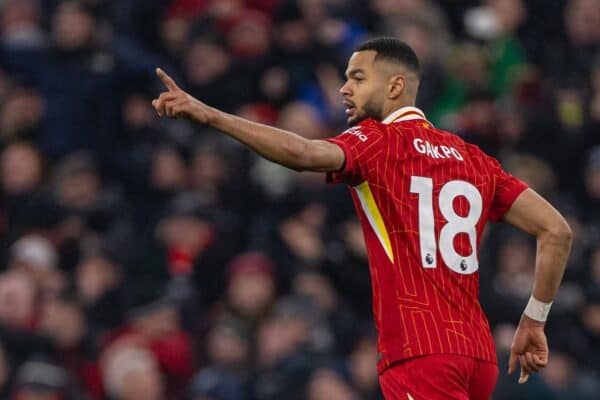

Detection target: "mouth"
[343, 101, 355, 116]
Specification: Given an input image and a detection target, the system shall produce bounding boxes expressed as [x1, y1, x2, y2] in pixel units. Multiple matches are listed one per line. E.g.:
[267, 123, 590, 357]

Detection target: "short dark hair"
[355, 37, 420, 76]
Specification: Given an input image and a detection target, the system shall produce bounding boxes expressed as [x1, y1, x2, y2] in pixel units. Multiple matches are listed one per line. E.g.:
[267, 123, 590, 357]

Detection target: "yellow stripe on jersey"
[354, 181, 394, 263]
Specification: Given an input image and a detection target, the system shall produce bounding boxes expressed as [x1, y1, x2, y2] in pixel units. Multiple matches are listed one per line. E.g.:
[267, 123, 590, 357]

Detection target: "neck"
[381, 100, 415, 121]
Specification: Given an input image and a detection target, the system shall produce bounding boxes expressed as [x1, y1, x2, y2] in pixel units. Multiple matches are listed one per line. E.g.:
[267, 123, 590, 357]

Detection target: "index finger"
[156, 68, 179, 91]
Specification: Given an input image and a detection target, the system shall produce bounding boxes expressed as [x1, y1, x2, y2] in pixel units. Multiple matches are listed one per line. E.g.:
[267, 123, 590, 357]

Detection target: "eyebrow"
[345, 68, 365, 78]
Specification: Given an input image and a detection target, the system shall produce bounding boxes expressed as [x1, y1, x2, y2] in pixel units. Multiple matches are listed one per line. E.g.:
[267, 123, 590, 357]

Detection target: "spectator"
[0, 87, 44, 142]
[188, 137, 260, 220]
[0, 0, 45, 50]
[0, 270, 37, 331]
[291, 271, 357, 354]
[9, 234, 65, 300]
[224, 9, 272, 62]
[394, 17, 447, 113]
[0, 271, 53, 369]
[371, 0, 449, 43]
[253, 296, 326, 400]
[544, 0, 600, 86]
[75, 254, 124, 331]
[184, 36, 252, 112]
[12, 360, 78, 400]
[223, 251, 277, 324]
[37, 293, 100, 397]
[4, 0, 122, 159]
[101, 345, 164, 400]
[203, 316, 252, 373]
[0, 141, 44, 198]
[256, 191, 329, 286]
[110, 290, 195, 399]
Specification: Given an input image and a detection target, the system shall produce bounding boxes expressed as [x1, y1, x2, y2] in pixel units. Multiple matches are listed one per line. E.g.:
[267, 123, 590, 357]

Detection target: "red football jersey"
[326, 107, 527, 373]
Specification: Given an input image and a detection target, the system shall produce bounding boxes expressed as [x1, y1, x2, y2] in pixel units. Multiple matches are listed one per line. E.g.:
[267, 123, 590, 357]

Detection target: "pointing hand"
[152, 68, 214, 123]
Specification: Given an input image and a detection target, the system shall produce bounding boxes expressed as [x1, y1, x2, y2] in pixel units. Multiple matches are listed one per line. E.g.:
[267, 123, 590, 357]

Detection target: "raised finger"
[156, 68, 179, 91]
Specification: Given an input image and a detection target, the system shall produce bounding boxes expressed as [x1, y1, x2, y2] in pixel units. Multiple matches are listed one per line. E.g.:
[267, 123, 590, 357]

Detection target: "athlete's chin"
[347, 113, 366, 126]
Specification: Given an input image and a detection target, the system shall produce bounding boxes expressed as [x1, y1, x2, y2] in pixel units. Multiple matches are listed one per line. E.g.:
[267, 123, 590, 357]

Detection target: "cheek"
[352, 91, 369, 111]
[358, 84, 381, 104]
[363, 90, 384, 112]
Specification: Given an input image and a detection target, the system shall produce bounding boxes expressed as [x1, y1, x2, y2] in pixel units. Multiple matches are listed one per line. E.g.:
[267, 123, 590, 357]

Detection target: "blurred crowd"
[0, 0, 598, 399]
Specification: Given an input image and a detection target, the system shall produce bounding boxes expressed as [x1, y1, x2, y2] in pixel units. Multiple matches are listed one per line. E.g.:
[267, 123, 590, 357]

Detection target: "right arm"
[152, 68, 345, 172]
[501, 188, 572, 383]
[502, 189, 572, 304]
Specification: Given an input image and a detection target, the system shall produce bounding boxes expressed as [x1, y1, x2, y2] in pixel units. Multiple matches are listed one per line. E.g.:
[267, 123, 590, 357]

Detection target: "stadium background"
[0, 0, 598, 398]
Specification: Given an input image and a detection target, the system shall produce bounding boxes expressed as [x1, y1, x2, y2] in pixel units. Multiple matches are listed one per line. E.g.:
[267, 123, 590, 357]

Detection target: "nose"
[340, 81, 351, 97]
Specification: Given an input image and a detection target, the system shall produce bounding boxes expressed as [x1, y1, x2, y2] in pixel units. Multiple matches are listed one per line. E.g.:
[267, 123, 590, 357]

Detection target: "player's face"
[340, 51, 387, 126]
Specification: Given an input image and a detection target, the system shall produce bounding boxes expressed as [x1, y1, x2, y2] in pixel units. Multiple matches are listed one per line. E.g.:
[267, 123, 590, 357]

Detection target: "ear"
[388, 74, 405, 100]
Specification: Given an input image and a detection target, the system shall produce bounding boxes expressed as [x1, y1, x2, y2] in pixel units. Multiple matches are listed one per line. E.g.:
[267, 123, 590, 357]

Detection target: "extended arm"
[152, 68, 345, 172]
[501, 188, 572, 383]
[209, 110, 344, 172]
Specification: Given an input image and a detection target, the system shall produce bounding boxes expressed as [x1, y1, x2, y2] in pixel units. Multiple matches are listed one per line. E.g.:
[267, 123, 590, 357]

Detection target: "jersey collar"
[381, 106, 427, 125]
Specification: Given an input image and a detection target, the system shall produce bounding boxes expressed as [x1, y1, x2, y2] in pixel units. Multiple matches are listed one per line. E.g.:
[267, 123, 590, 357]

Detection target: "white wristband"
[524, 296, 552, 322]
